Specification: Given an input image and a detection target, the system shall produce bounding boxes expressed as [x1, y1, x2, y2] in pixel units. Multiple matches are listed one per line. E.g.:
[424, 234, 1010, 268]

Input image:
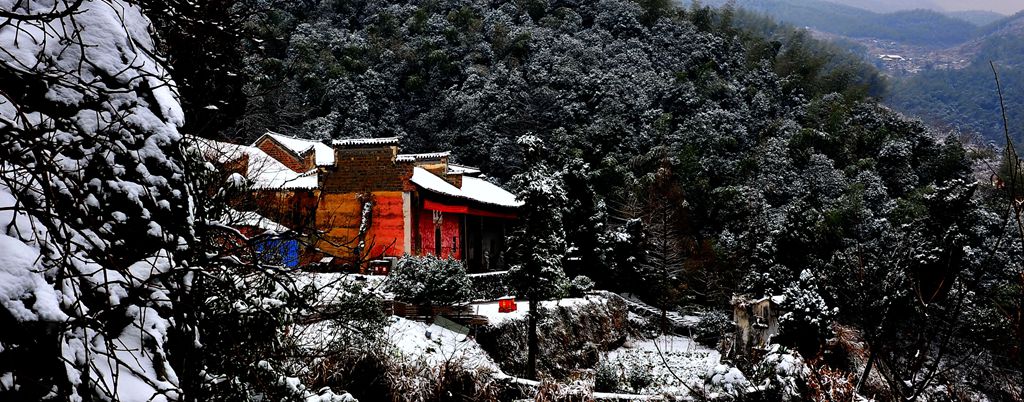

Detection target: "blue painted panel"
[255, 238, 300, 267]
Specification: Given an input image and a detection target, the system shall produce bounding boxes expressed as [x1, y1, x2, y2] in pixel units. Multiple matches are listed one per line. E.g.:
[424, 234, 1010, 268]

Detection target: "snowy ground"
[292, 271, 390, 303]
[292, 273, 735, 399]
[469, 296, 604, 325]
[384, 316, 501, 372]
[602, 334, 723, 396]
[382, 296, 605, 371]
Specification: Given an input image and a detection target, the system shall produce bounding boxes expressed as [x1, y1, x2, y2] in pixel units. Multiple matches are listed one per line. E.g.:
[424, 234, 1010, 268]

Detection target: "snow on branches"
[1, 1, 190, 400]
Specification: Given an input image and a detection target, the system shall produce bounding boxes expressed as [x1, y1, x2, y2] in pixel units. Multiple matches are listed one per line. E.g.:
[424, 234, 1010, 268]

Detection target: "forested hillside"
[947, 9, 1007, 27]
[2, 0, 1022, 401]
[819, 0, 939, 14]
[216, 0, 1022, 398]
[228, 0, 886, 181]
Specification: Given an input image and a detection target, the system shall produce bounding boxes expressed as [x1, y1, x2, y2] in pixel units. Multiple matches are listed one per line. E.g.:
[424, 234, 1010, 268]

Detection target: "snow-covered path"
[614, 292, 700, 333]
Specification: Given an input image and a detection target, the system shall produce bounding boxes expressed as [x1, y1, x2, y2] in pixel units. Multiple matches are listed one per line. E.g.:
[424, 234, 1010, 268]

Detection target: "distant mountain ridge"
[702, 0, 978, 47]
[948, 11, 1024, 67]
[975, 10, 1024, 39]
[886, 11, 1024, 145]
[945, 10, 1006, 27]
[826, 0, 1018, 17]
[709, 0, 1024, 144]
[821, 0, 939, 13]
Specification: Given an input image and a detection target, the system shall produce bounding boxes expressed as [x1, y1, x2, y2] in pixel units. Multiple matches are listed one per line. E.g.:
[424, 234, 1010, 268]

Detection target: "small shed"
[731, 295, 784, 358]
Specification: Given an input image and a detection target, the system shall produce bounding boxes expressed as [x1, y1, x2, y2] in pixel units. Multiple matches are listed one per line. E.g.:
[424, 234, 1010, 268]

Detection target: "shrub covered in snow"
[468, 270, 512, 300]
[751, 345, 810, 401]
[776, 270, 838, 354]
[387, 255, 473, 306]
[692, 309, 734, 346]
[594, 361, 621, 393]
[566, 275, 596, 297]
[706, 363, 752, 397]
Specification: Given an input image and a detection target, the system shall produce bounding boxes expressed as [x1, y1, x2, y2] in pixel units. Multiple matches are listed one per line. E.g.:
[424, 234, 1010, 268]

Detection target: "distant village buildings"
[200, 132, 520, 271]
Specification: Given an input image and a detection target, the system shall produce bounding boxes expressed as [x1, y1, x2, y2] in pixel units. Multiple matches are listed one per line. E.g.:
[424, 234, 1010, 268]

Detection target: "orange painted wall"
[417, 211, 462, 260]
[315, 191, 405, 259]
[366, 193, 405, 257]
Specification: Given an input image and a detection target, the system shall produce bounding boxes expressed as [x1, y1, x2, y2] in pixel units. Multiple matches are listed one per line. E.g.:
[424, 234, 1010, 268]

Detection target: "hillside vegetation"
[710, 1, 1024, 145]
[946, 9, 1006, 27]
[1, 0, 1022, 400]
[214, 0, 1023, 399]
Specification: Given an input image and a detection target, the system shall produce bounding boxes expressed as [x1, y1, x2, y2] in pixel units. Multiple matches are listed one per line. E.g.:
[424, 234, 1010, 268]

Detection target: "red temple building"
[201, 132, 520, 271]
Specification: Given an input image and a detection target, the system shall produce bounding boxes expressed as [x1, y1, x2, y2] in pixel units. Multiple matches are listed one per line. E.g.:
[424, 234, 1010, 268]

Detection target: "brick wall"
[313, 191, 406, 258]
[321, 146, 414, 193]
[256, 138, 312, 172]
[224, 153, 249, 177]
[444, 173, 462, 188]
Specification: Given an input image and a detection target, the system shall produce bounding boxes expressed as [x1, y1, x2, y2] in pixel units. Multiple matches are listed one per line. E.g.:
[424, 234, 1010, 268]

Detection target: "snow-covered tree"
[505, 134, 568, 379]
[559, 157, 611, 281]
[0, 1, 191, 399]
[0, 3, 383, 401]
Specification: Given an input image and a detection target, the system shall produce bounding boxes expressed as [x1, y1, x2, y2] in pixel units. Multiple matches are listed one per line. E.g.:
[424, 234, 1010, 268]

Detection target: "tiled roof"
[260, 132, 335, 166]
[192, 137, 319, 190]
[332, 137, 400, 147]
[396, 152, 450, 162]
[222, 207, 291, 234]
[410, 167, 521, 208]
[447, 164, 481, 176]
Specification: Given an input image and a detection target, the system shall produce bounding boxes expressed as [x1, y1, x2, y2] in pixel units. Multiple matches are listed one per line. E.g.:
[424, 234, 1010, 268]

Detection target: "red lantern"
[498, 297, 517, 313]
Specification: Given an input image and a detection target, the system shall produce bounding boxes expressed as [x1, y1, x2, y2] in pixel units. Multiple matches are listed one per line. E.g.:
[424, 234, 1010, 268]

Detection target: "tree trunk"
[856, 344, 877, 394]
[527, 297, 539, 379]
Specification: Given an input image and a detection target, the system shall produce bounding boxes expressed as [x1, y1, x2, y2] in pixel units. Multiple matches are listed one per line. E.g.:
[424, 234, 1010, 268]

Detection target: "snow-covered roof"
[191, 137, 319, 190]
[258, 132, 335, 166]
[191, 136, 256, 165]
[250, 156, 318, 190]
[409, 167, 521, 208]
[448, 164, 481, 176]
[460, 176, 521, 208]
[732, 295, 786, 306]
[221, 208, 291, 234]
[396, 152, 450, 162]
[332, 137, 400, 147]
[410, 167, 462, 198]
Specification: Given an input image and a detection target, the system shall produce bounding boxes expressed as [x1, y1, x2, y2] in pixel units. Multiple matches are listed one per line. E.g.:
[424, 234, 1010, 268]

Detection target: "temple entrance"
[464, 215, 507, 272]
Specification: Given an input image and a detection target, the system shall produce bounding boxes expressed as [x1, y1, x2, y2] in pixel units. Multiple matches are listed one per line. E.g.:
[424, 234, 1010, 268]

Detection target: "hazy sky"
[932, 0, 1023, 15]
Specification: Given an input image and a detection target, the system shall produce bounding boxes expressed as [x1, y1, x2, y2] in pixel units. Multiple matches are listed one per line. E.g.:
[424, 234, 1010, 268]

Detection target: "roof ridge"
[396, 151, 450, 161]
[265, 130, 319, 142]
[264, 131, 317, 152]
[332, 136, 401, 146]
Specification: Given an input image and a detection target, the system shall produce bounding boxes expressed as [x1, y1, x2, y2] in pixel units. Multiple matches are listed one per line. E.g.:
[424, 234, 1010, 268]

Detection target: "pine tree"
[506, 135, 568, 379]
[560, 157, 610, 281]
